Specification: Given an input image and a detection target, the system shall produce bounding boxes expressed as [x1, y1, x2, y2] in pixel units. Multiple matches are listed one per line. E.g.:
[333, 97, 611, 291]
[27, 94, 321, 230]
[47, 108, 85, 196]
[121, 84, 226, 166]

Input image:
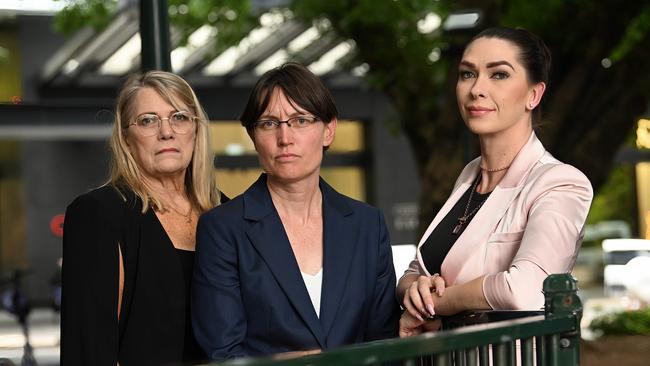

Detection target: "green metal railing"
[211, 274, 582, 366]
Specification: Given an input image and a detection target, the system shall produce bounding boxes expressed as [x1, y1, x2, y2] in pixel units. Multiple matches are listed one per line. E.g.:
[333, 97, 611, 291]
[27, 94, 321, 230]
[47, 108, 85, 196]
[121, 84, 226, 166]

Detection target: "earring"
[529, 103, 535, 109]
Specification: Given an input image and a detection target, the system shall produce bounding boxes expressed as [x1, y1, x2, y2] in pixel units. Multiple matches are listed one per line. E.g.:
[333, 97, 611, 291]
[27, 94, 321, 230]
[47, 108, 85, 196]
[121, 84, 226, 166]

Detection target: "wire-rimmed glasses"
[128, 111, 197, 137]
[253, 116, 321, 133]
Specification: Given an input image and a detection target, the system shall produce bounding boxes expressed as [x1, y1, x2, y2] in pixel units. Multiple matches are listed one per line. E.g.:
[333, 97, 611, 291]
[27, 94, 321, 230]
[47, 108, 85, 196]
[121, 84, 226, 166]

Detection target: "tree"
[292, 0, 650, 233]
[56, 0, 650, 234]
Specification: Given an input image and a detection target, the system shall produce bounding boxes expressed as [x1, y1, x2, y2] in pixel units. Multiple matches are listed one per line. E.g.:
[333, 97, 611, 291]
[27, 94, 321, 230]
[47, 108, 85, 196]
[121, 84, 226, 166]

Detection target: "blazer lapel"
[441, 132, 546, 283]
[442, 185, 521, 283]
[243, 174, 327, 348]
[318, 179, 355, 339]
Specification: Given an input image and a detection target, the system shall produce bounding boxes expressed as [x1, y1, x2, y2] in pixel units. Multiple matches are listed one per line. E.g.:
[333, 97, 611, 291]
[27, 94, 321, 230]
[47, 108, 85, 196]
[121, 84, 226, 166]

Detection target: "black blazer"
[192, 174, 400, 361]
[61, 185, 217, 366]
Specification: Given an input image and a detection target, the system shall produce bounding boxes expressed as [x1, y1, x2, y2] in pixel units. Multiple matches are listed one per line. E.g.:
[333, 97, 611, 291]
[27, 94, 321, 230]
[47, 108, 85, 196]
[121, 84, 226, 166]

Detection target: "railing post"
[543, 274, 582, 366]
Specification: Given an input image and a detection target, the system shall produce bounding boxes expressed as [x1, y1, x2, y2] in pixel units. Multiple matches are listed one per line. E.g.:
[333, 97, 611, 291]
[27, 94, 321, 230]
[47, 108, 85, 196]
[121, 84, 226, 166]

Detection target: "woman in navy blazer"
[192, 62, 400, 361]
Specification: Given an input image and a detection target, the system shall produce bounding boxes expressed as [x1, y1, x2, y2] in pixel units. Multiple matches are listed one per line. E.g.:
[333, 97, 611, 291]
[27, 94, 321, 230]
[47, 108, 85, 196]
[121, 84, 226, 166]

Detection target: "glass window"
[209, 121, 255, 155]
[0, 141, 26, 274]
[214, 168, 261, 198]
[328, 120, 364, 152]
[321, 167, 365, 201]
[0, 28, 22, 102]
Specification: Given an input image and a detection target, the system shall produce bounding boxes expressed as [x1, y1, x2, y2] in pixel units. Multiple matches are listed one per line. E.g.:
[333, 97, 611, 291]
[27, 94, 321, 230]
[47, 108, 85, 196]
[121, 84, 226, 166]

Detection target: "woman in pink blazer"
[398, 27, 593, 337]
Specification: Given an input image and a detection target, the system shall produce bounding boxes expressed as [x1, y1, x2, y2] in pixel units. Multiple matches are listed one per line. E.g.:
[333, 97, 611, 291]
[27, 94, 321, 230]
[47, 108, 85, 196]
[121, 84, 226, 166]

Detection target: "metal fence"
[211, 274, 582, 366]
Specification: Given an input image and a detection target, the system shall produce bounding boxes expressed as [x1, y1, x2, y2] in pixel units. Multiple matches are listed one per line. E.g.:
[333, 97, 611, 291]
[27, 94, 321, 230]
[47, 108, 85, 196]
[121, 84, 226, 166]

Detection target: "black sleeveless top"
[421, 176, 491, 274]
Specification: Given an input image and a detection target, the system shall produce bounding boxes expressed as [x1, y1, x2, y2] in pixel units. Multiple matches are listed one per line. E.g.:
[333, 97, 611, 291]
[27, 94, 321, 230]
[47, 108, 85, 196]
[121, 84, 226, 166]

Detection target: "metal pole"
[139, 0, 171, 72]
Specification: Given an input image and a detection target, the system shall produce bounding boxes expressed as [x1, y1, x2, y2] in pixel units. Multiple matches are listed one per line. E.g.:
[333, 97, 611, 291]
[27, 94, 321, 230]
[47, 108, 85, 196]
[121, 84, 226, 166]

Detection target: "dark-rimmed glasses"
[253, 116, 321, 133]
[128, 111, 197, 137]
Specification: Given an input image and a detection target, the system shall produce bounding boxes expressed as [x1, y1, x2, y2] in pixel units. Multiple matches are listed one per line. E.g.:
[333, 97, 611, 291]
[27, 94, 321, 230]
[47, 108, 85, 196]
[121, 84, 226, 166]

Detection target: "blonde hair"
[107, 70, 220, 213]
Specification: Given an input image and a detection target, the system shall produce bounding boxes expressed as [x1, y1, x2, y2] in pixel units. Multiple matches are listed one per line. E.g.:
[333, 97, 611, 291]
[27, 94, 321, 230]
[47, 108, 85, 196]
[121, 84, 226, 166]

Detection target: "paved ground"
[0, 309, 59, 365]
[582, 335, 650, 366]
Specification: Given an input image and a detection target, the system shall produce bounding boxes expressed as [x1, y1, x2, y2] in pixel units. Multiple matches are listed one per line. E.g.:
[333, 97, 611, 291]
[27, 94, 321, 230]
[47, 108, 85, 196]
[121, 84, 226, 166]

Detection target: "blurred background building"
[0, 0, 425, 307]
[1, 0, 650, 364]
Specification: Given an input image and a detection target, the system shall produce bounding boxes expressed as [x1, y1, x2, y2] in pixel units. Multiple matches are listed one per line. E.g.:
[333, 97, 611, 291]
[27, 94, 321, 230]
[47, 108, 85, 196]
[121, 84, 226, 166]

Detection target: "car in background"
[602, 238, 650, 297]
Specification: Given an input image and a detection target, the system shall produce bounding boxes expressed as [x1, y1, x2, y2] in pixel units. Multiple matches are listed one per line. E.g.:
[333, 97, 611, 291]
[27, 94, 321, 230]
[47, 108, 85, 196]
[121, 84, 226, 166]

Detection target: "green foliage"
[609, 4, 650, 62]
[586, 164, 636, 227]
[53, 0, 117, 35]
[48, 0, 650, 233]
[167, 0, 259, 56]
[586, 126, 638, 234]
[292, 0, 449, 93]
[54, 0, 259, 62]
[501, 0, 568, 31]
[590, 308, 650, 336]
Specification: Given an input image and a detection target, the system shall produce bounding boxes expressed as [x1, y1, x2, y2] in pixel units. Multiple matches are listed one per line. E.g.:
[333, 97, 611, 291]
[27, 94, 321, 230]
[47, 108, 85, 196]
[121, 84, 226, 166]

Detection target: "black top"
[61, 185, 226, 366]
[421, 176, 491, 275]
[176, 248, 206, 363]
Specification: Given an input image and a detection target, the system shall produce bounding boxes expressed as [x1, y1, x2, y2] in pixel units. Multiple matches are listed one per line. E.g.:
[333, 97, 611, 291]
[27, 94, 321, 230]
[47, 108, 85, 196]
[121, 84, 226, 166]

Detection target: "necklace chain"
[479, 164, 510, 172]
[452, 175, 488, 235]
[168, 203, 194, 224]
[479, 157, 514, 172]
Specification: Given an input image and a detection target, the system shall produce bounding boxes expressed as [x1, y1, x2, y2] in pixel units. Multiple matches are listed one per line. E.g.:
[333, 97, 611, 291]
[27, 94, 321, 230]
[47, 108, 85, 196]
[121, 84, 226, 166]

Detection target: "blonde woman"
[62, 71, 225, 365]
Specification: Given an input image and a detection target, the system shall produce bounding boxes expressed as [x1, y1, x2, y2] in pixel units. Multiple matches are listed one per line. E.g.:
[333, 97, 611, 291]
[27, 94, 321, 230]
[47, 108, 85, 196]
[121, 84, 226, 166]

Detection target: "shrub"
[590, 308, 650, 336]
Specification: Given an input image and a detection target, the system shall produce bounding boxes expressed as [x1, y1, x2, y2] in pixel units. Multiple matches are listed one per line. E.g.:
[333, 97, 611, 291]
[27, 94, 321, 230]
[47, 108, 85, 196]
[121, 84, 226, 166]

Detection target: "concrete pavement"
[0, 309, 59, 365]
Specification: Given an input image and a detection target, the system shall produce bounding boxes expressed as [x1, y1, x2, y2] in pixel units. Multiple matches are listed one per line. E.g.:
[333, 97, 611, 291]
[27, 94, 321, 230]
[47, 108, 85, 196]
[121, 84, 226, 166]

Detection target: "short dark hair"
[470, 26, 551, 86]
[239, 62, 338, 132]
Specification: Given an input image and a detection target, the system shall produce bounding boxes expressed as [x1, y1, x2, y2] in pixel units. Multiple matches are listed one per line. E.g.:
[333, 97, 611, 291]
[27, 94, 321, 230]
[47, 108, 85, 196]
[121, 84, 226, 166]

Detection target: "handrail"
[441, 310, 545, 330]
[209, 274, 582, 366]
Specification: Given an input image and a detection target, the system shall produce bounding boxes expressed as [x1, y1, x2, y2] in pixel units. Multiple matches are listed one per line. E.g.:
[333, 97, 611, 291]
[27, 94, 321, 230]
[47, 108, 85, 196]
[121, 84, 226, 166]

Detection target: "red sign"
[50, 214, 64, 238]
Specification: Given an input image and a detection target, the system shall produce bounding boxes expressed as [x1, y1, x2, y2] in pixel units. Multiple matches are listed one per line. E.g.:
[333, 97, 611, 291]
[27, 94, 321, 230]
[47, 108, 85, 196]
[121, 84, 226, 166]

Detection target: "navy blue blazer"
[192, 174, 400, 361]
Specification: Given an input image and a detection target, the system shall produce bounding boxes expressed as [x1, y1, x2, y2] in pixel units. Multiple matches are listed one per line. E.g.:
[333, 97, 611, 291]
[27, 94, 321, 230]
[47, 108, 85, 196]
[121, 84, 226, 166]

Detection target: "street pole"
[139, 0, 171, 72]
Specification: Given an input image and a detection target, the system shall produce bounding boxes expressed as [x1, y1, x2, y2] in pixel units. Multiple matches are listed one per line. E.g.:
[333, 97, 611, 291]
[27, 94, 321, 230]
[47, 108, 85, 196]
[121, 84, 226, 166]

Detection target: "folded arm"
[483, 167, 592, 309]
[398, 165, 592, 335]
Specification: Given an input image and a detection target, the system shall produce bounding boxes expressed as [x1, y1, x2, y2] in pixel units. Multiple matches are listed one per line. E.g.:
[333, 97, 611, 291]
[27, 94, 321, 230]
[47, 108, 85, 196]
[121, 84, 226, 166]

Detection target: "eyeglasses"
[253, 116, 321, 133]
[128, 111, 197, 137]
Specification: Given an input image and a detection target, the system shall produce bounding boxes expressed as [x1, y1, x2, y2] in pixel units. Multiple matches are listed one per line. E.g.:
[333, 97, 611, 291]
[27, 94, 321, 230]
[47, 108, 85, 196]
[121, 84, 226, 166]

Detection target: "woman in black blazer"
[61, 71, 224, 365]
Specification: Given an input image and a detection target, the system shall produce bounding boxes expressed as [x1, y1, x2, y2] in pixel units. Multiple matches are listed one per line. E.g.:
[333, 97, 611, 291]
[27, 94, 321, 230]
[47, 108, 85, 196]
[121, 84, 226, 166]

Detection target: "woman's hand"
[402, 274, 446, 320]
[399, 311, 442, 338]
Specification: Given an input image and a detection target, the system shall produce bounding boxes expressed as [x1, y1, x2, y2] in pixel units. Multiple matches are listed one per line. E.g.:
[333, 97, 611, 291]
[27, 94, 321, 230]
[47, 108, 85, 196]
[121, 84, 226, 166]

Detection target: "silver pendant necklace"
[452, 175, 488, 235]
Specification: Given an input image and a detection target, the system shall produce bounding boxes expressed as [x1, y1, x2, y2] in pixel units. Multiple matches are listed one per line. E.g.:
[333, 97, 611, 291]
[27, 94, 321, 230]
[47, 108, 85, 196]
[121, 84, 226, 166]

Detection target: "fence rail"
[213, 274, 582, 366]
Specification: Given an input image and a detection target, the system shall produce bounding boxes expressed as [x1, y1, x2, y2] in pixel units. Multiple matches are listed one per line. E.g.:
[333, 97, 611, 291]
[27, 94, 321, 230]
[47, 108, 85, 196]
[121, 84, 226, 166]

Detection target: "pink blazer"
[404, 133, 593, 310]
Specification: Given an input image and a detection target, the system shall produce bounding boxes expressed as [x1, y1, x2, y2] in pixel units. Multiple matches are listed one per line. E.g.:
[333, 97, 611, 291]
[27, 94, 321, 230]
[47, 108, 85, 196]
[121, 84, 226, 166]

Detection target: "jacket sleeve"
[364, 211, 400, 341]
[483, 164, 594, 309]
[192, 212, 250, 361]
[61, 194, 120, 366]
[403, 258, 423, 277]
